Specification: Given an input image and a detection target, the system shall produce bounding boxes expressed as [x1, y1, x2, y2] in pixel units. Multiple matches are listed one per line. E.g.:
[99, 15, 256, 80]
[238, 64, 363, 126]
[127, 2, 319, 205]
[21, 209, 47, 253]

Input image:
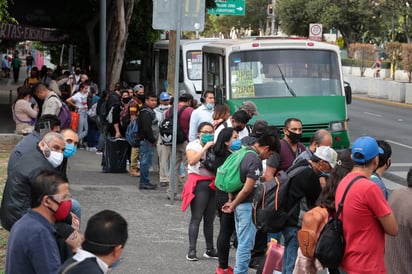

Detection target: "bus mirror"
[344, 81, 352, 104]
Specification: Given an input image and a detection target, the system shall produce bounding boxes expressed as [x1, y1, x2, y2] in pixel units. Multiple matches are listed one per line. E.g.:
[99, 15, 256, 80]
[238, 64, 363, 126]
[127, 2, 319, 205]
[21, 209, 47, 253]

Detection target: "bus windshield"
[229, 49, 342, 99]
[187, 50, 203, 80]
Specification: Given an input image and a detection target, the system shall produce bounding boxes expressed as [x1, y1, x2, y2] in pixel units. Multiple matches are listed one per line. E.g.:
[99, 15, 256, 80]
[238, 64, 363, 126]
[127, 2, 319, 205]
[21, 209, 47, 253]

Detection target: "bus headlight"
[329, 120, 347, 132]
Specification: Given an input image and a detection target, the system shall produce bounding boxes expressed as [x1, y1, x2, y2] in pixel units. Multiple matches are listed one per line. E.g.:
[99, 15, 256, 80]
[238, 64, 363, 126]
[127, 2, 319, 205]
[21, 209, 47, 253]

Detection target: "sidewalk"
[67, 149, 232, 274]
[0, 66, 27, 133]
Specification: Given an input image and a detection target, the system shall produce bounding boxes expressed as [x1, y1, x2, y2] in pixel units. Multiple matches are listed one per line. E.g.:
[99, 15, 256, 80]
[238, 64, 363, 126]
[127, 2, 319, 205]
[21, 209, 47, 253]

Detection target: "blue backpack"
[125, 119, 139, 147]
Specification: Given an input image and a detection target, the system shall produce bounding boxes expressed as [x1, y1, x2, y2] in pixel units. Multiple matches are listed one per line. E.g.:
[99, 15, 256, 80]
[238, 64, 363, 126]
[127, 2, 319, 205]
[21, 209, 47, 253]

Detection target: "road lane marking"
[386, 140, 412, 150]
[363, 112, 382, 117]
[390, 163, 412, 167]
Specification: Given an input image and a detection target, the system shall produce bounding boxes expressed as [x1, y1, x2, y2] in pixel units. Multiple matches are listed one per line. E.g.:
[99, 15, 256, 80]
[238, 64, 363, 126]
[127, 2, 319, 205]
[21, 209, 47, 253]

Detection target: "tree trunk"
[86, 13, 100, 82]
[167, 30, 177, 95]
[106, 0, 134, 91]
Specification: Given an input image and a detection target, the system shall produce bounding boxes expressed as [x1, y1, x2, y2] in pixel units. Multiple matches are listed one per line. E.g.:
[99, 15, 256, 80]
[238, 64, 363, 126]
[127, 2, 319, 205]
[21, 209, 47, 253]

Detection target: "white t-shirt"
[214, 118, 250, 142]
[72, 92, 88, 109]
[186, 139, 214, 176]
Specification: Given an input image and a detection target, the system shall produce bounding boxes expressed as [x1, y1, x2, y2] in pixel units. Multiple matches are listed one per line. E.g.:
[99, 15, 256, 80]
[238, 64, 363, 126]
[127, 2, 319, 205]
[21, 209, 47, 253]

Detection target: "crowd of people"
[1, 62, 411, 274]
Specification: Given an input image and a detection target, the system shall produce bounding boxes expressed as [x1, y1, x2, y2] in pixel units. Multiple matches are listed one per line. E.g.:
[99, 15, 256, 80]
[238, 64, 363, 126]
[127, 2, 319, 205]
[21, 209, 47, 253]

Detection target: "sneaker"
[88, 147, 98, 152]
[139, 183, 157, 190]
[186, 250, 198, 261]
[203, 249, 218, 259]
[215, 266, 234, 274]
[96, 151, 103, 155]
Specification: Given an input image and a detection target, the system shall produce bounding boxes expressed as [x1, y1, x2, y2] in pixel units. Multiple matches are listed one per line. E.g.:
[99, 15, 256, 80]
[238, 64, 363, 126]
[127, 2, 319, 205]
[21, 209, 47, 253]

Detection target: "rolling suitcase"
[102, 137, 129, 173]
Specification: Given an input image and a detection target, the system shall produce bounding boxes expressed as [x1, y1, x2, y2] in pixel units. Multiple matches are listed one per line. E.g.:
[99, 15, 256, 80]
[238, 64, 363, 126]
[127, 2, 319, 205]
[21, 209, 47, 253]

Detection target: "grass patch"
[0, 152, 9, 273]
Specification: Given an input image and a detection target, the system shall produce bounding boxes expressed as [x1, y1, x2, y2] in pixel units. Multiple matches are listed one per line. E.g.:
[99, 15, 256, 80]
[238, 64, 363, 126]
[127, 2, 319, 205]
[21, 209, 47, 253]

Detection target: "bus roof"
[153, 38, 222, 50]
[202, 38, 340, 55]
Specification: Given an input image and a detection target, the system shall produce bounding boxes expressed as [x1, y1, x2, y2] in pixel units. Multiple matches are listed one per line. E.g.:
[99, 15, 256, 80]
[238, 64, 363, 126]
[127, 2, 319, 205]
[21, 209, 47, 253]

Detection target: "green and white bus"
[202, 38, 352, 148]
[152, 38, 219, 101]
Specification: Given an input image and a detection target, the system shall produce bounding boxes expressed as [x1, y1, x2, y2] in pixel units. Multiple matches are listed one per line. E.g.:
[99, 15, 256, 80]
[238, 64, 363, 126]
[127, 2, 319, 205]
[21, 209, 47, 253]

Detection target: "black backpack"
[314, 176, 364, 268]
[159, 106, 187, 145]
[252, 165, 308, 233]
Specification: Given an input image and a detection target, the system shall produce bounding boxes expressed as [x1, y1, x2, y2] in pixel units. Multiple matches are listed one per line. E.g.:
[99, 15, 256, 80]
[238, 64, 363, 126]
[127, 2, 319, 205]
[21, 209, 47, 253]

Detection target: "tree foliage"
[276, 0, 387, 46]
[401, 43, 412, 82]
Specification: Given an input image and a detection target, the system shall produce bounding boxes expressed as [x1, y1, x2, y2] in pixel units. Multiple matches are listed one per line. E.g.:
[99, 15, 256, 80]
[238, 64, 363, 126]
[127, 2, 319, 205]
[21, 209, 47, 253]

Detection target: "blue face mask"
[63, 143, 77, 158]
[109, 257, 123, 270]
[230, 139, 242, 151]
[201, 133, 214, 144]
[205, 103, 214, 110]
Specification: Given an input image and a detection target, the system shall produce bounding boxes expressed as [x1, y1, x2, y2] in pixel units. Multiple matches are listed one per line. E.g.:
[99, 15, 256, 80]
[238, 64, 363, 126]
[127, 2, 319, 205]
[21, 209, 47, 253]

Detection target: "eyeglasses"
[200, 131, 213, 134]
[48, 193, 72, 201]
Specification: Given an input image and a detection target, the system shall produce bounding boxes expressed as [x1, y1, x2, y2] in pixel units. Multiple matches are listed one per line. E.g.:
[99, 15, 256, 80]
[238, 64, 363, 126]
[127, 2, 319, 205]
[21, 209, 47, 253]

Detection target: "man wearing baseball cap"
[335, 136, 398, 273]
[239, 101, 259, 118]
[280, 146, 337, 273]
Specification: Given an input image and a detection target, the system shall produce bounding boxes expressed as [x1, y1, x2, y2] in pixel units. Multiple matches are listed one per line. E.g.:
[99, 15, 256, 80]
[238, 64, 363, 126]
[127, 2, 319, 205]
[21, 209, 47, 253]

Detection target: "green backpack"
[215, 147, 258, 193]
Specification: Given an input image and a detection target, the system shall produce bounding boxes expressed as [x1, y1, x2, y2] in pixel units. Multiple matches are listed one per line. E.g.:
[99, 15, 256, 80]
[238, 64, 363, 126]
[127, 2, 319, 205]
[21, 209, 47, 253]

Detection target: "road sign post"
[208, 0, 245, 16]
[309, 23, 323, 41]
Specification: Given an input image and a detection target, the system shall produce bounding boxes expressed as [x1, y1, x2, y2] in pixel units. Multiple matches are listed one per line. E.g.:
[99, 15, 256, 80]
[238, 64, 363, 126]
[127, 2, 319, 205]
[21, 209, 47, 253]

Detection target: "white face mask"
[44, 143, 64, 168]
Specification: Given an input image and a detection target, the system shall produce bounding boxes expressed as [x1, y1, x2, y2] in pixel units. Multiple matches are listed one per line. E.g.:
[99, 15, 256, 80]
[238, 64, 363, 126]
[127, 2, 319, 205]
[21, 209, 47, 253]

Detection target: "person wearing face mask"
[7, 114, 61, 176]
[5, 170, 73, 274]
[221, 129, 281, 274]
[293, 129, 332, 166]
[127, 84, 145, 177]
[280, 146, 337, 274]
[212, 127, 240, 274]
[66, 82, 90, 148]
[58, 210, 128, 274]
[154, 92, 172, 186]
[182, 122, 218, 261]
[0, 132, 66, 231]
[334, 136, 398, 274]
[214, 110, 251, 142]
[263, 118, 306, 183]
[137, 93, 159, 190]
[188, 90, 215, 142]
[370, 140, 392, 200]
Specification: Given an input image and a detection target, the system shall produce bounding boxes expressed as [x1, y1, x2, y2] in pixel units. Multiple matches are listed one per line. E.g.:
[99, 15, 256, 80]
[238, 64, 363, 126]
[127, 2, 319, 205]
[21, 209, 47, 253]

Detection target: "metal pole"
[100, 0, 107, 93]
[170, 0, 183, 204]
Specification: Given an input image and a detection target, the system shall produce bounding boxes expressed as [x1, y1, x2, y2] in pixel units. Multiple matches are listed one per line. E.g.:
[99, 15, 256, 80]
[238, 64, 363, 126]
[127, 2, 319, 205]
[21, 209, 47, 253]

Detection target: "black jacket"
[58, 257, 104, 274]
[137, 105, 158, 144]
[0, 146, 55, 231]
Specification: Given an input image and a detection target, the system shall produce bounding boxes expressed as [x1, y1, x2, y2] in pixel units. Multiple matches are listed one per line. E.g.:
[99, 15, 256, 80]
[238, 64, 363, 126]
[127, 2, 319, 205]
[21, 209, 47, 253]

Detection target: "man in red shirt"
[335, 136, 398, 273]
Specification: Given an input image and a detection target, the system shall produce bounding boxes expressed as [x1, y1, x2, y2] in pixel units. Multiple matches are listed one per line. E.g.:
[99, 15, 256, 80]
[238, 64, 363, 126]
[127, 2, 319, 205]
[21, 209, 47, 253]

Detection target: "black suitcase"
[102, 137, 129, 173]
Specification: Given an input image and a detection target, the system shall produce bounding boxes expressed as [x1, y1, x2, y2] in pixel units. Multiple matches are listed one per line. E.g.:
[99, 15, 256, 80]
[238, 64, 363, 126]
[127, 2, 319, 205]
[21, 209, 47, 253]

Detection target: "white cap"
[314, 146, 338, 168]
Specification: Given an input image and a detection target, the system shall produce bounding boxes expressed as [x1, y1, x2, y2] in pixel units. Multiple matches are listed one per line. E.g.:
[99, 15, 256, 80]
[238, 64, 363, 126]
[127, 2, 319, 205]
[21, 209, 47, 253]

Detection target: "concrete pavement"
[67, 149, 233, 274]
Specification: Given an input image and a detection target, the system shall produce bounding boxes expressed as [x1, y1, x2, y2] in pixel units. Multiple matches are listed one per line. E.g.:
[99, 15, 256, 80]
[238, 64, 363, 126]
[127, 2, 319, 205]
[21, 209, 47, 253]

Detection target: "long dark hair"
[213, 127, 236, 156]
[316, 149, 353, 214]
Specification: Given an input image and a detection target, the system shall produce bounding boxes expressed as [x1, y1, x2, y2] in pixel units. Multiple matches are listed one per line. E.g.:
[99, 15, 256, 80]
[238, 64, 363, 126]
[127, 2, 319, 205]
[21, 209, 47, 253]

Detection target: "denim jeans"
[234, 202, 256, 274]
[139, 139, 155, 185]
[281, 226, 299, 274]
[77, 109, 88, 141]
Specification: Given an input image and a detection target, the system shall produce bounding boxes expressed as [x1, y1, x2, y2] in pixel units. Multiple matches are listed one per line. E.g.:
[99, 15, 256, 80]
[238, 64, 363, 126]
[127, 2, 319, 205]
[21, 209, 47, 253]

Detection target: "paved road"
[67, 149, 234, 274]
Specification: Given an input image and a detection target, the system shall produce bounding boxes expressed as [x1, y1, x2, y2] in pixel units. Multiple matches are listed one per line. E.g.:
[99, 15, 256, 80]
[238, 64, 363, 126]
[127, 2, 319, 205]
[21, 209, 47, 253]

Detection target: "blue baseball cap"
[351, 136, 384, 164]
[159, 92, 171, 101]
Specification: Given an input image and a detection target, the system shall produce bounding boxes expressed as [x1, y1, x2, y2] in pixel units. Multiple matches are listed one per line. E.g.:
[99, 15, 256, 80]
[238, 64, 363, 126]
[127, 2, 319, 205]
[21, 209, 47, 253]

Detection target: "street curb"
[352, 95, 412, 109]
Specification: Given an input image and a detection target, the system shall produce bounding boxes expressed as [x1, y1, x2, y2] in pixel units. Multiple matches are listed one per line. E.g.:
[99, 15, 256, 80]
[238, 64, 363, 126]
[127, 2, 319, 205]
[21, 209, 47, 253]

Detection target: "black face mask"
[122, 98, 130, 104]
[235, 126, 245, 132]
[136, 94, 145, 102]
[287, 130, 301, 144]
[75, 70, 81, 75]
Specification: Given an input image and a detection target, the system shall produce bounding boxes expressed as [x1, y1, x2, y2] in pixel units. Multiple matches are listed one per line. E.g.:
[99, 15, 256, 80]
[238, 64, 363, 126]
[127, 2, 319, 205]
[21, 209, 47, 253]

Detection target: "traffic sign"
[208, 0, 245, 16]
[309, 23, 323, 41]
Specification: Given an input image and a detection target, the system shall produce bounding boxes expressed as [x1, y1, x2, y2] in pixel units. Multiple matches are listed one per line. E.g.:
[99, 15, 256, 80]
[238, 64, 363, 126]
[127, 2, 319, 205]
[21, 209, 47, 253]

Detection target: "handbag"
[70, 111, 80, 132]
[314, 175, 364, 268]
[262, 239, 284, 274]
